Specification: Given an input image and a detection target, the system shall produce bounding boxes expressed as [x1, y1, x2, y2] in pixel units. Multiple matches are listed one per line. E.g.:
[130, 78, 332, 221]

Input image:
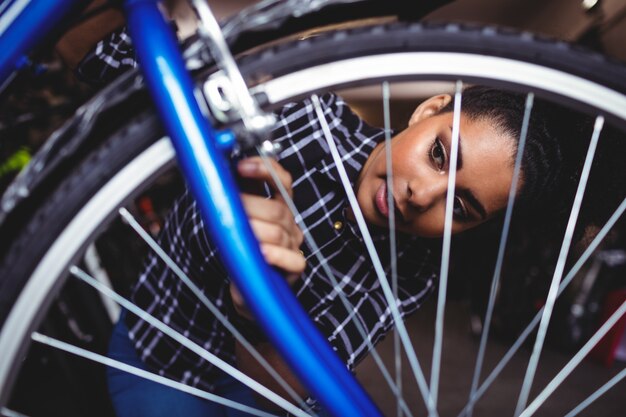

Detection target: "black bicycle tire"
[235, 22, 626, 127]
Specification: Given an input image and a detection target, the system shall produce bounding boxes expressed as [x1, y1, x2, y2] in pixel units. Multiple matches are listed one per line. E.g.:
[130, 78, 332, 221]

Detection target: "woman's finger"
[229, 283, 253, 320]
[237, 156, 293, 198]
[260, 244, 306, 277]
[241, 194, 301, 240]
[249, 219, 298, 250]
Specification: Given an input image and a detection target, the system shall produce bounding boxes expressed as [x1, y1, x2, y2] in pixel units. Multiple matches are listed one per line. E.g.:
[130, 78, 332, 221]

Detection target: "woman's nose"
[407, 176, 448, 212]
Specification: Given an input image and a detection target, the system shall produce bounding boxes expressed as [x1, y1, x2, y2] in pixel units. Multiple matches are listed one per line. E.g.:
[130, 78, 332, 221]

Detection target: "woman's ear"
[408, 94, 453, 126]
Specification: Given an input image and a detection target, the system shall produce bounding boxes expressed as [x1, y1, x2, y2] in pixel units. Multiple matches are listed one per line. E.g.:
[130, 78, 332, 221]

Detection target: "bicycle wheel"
[1, 21, 626, 417]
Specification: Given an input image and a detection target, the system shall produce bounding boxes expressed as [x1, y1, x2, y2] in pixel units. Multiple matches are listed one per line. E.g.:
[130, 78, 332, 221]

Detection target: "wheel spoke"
[457, 196, 626, 417]
[430, 80, 463, 410]
[382, 81, 403, 417]
[257, 148, 415, 417]
[564, 367, 626, 417]
[514, 116, 604, 416]
[519, 300, 626, 417]
[30, 332, 279, 417]
[117, 208, 311, 412]
[83, 243, 120, 322]
[465, 93, 534, 417]
[1, 408, 30, 417]
[68, 266, 311, 417]
[311, 94, 437, 417]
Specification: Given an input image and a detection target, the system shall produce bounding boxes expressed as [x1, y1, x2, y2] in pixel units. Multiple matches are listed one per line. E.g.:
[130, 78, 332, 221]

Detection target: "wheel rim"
[255, 53, 626, 126]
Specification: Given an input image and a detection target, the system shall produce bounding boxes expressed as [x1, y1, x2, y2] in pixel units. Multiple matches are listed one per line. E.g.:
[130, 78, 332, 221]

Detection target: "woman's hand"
[230, 156, 306, 320]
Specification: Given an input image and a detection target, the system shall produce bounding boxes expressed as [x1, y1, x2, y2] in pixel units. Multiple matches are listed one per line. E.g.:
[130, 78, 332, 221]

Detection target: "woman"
[103, 85, 574, 417]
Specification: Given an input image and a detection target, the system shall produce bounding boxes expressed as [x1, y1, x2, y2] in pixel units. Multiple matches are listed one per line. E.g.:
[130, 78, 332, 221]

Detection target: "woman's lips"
[375, 182, 389, 217]
[376, 181, 406, 222]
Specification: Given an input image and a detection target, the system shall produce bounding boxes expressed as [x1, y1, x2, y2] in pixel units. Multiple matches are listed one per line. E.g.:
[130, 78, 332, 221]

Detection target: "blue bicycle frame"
[0, 1, 382, 416]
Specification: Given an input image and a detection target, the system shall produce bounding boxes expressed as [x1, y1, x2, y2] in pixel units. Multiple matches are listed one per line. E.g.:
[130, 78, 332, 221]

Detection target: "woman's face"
[356, 95, 519, 237]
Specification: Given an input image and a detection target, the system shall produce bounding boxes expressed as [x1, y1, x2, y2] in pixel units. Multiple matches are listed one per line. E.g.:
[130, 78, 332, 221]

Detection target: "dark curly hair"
[439, 85, 625, 238]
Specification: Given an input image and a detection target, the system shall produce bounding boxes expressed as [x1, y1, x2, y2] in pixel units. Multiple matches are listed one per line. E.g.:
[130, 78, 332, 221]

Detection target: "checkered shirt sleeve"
[76, 27, 136, 86]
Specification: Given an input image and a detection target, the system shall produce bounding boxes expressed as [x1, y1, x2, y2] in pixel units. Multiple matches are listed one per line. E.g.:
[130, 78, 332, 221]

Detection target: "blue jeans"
[106, 312, 262, 417]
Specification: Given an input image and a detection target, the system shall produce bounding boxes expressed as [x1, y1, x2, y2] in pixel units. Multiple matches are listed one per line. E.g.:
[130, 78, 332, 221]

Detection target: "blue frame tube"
[0, 0, 85, 86]
[124, 1, 381, 416]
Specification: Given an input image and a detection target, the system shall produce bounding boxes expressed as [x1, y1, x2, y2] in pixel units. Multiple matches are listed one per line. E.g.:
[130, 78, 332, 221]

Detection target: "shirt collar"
[312, 97, 391, 188]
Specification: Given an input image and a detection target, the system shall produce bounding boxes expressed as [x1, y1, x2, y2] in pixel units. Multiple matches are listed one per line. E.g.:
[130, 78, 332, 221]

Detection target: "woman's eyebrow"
[458, 188, 487, 220]
[448, 126, 463, 170]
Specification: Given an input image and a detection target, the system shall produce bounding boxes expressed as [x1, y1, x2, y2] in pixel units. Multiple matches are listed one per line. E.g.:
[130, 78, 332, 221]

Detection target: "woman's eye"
[453, 196, 468, 220]
[430, 137, 446, 170]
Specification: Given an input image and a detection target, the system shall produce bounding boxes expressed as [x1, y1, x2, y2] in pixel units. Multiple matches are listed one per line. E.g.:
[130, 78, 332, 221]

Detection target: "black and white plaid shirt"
[126, 94, 436, 391]
[79, 28, 437, 392]
[76, 27, 136, 86]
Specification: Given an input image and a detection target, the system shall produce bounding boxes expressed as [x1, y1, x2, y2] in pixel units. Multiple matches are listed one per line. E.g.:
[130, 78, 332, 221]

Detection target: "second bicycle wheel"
[1, 22, 626, 417]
